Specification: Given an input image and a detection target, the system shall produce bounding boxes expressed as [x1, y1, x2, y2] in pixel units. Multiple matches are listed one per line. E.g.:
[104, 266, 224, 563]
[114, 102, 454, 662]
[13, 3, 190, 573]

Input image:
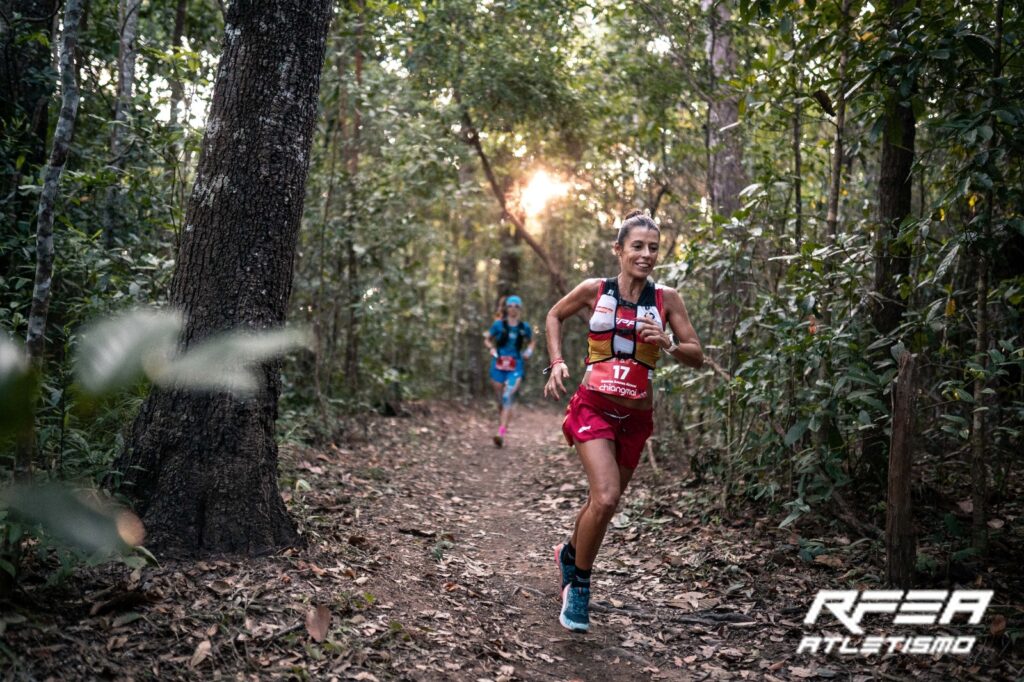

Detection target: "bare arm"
[543, 278, 601, 399]
[483, 329, 497, 357]
[640, 287, 702, 368]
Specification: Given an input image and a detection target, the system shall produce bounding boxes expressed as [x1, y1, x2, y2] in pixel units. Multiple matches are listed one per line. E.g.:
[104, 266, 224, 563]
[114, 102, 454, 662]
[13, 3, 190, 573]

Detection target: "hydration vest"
[496, 320, 529, 354]
[586, 278, 666, 370]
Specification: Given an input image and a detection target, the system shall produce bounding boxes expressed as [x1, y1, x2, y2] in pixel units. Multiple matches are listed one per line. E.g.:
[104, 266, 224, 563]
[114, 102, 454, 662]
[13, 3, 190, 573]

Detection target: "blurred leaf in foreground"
[1, 483, 145, 555]
[74, 308, 311, 397]
[75, 309, 182, 395]
[0, 337, 37, 438]
[154, 327, 312, 395]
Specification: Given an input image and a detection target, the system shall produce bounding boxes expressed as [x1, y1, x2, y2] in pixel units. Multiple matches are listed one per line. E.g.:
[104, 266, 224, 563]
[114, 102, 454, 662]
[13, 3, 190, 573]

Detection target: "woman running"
[543, 210, 703, 632]
[486, 295, 535, 447]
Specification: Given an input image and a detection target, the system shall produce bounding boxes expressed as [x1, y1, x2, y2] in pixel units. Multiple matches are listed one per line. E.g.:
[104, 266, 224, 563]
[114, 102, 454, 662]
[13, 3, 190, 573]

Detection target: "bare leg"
[569, 461, 634, 552]
[499, 376, 521, 430]
[490, 380, 504, 413]
[570, 440, 637, 570]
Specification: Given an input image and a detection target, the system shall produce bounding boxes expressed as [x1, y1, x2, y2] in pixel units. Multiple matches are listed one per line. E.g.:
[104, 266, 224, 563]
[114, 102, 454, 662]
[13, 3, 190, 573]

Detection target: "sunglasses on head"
[507, 303, 521, 308]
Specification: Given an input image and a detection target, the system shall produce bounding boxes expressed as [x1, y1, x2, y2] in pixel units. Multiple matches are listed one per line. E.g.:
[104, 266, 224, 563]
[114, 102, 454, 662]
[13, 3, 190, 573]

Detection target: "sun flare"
[520, 169, 570, 218]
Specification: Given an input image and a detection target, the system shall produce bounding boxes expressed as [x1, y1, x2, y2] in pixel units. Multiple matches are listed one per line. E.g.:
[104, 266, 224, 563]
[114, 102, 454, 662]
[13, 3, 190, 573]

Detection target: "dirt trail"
[6, 401, 1017, 680]
[336, 403, 668, 681]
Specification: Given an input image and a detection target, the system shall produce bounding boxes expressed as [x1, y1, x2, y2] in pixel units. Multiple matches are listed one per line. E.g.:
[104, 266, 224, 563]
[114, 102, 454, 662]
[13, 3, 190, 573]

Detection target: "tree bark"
[886, 352, 916, 588]
[167, 0, 187, 129]
[103, 0, 141, 247]
[18, 0, 82, 479]
[971, 0, 1003, 553]
[870, 1, 916, 337]
[702, 0, 746, 218]
[865, 0, 917, 481]
[24, 0, 80, 364]
[825, 0, 851, 250]
[112, 0, 333, 556]
[342, 0, 364, 393]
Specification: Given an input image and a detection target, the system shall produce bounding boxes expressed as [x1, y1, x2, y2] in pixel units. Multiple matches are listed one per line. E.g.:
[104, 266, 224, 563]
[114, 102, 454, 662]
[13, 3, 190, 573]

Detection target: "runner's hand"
[543, 362, 569, 400]
[637, 320, 671, 349]
[490, 348, 497, 358]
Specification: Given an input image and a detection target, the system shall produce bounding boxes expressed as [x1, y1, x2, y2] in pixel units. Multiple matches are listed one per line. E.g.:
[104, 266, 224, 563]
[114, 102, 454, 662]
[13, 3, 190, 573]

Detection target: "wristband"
[543, 358, 565, 375]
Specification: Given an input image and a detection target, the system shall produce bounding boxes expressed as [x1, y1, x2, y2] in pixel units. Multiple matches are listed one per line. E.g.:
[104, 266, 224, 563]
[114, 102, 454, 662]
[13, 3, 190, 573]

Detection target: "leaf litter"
[3, 401, 1021, 680]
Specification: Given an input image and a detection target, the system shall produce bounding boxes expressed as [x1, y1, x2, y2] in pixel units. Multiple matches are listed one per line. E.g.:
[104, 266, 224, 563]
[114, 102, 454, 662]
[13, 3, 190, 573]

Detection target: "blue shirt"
[489, 319, 532, 358]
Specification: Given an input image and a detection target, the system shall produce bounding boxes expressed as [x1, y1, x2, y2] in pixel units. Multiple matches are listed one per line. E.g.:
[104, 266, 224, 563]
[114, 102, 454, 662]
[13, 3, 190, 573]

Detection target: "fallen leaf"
[988, 518, 1005, 529]
[814, 554, 844, 568]
[305, 605, 331, 642]
[958, 499, 973, 514]
[189, 640, 211, 668]
[207, 580, 232, 595]
[990, 614, 1007, 637]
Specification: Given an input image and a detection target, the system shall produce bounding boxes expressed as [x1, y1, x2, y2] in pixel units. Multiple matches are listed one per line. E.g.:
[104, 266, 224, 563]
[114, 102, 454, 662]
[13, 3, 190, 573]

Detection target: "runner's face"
[616, 227, 660, 279]
[506, 303, 521, 321]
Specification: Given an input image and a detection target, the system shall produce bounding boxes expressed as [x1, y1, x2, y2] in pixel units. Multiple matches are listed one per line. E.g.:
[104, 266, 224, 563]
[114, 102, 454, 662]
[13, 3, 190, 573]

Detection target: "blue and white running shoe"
[559, 584, 590, 633]
[553, 543, 575, 592]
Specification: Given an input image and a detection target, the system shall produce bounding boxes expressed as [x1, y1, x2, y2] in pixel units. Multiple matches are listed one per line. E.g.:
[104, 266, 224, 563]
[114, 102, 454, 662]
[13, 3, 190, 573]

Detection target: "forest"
[1, 0, 1022, 679]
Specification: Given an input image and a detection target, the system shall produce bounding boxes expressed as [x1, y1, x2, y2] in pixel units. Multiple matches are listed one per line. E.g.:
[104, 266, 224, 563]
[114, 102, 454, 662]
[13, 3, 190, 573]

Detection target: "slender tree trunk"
[342, 0, 364, 392]
[870, 3, 916, 337]
[167, 0, 187, 128]
[112, 0, 333, 556]
[103, 0, 141, 247]
[702, 0, 746, 218]
[825, 0, 851, 251]
[971, 0, 1003, 553]
[19, 0, 83, 477]
[457, 101, 569, 296]
[498, 222, 521, 297]
[455, 162, 482, 396]
[791, 100, 802, 248]
[164, 0, 187, 196]
[886, 352, 916, 588]
[865, 0, 917, 482]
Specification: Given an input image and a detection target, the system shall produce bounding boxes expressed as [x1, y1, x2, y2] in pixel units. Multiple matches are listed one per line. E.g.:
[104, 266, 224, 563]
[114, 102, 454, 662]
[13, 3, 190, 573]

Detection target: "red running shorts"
[561, 386, 654, 469]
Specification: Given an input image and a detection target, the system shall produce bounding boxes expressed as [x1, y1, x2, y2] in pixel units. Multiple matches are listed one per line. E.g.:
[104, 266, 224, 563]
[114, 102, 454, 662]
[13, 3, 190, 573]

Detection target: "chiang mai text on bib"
[588, 358, 651, 400]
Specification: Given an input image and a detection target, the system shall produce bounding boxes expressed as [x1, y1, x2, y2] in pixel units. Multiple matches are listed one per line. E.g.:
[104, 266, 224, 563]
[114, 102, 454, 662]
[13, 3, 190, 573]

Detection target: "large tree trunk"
[702, 0, 746, 217]
[112, 0, 333, 556]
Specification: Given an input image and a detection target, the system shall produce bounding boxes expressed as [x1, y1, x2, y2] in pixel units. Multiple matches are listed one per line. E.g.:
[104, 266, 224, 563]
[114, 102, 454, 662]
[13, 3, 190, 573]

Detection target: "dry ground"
[2, 401, 1021, 680]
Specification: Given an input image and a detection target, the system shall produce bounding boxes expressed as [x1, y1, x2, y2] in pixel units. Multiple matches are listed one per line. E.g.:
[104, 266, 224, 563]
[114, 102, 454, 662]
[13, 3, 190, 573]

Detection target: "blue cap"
[506, 295, 523, 307]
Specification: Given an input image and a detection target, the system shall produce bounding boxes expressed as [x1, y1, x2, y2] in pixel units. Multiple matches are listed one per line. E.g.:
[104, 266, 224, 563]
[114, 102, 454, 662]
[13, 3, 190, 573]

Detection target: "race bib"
[496, 355, 518, 371]
[589, 359, 650, 400]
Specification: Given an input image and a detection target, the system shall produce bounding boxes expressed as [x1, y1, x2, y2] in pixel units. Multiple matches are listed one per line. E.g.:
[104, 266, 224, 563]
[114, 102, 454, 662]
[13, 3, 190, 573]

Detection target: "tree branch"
[456, 100, 568, 297]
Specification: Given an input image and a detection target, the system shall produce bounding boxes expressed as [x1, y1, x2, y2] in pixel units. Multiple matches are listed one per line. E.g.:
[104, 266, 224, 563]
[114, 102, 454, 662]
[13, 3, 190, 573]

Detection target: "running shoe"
[553, 543, 575, 591]
[493, 433, 503, 448]
[559, 584, 590, 633]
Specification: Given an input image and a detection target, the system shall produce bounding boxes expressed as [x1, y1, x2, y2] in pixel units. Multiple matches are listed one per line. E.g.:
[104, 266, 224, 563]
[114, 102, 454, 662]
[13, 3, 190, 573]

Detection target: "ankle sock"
[498, 425, 507, 436]
[572, 566, 591, 588]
